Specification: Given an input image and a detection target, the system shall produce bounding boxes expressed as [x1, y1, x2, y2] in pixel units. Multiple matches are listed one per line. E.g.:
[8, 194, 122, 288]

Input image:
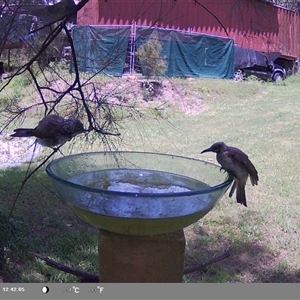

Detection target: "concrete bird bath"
[46, 151, 233, 282]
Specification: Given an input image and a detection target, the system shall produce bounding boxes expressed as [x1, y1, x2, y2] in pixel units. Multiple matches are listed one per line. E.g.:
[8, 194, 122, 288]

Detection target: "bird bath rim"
[46, 151, 233, 198]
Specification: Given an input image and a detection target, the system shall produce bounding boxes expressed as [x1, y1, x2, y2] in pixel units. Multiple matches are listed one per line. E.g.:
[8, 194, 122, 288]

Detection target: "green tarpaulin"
[72, 26, 234, 79]
[72, 26, 131, 76]
[136, 27, 234, 79]
[0, 14, 34, 42]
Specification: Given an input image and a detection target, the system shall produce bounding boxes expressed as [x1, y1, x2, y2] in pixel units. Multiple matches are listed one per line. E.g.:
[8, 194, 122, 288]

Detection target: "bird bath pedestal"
[98, 229, 185, 282]
[46, 151, 232, 282]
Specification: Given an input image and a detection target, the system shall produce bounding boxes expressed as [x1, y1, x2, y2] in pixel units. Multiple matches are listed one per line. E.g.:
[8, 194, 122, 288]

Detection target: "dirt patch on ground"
[91, 76, 204, 115]
[0, 133, 43, 169]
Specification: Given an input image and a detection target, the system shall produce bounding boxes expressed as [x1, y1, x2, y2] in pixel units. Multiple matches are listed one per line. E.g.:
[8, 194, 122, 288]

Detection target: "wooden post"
[98, 229, 185, 282]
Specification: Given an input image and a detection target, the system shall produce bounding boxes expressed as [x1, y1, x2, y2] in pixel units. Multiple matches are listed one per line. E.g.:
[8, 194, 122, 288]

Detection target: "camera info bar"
[1, 283, 300, 300]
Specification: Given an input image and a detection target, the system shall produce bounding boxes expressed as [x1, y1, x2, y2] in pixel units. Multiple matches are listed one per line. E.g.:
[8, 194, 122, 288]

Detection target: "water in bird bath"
[66, 169, 212, 220]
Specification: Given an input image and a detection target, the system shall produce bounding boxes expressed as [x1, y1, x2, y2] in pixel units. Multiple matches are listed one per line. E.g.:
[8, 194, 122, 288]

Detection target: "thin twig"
[30, 249, 231, 282]
[8, 146, 61, 219]
[183, 249, 231, 275]
[193, 0, 229, 36]
[30, 252, 99, 282]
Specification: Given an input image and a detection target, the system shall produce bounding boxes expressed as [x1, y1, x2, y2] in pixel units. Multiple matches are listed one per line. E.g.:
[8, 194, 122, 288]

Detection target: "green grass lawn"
[1, 74, 300, 282]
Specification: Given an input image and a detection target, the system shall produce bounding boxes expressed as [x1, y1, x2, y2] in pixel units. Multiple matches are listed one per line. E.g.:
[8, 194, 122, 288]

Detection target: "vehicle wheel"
[234, 69, 244, 82]
[272, 72, 283, 82]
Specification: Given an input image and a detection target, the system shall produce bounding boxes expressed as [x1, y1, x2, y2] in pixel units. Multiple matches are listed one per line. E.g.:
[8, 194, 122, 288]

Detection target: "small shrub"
[137, 33, 167, 79]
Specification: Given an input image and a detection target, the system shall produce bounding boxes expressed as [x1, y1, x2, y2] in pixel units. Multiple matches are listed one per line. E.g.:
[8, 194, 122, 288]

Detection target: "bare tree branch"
[30, 248, 231, 282]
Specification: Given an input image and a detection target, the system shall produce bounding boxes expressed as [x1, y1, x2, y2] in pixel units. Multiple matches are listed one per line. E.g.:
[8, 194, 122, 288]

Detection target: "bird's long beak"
[201, 147, 212, 154]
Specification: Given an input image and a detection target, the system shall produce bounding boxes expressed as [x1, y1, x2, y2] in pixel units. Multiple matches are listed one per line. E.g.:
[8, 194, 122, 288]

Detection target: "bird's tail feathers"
[229, 181, 237, 198]
[11, 128, 35, 137]
[236, 183, 247, 207]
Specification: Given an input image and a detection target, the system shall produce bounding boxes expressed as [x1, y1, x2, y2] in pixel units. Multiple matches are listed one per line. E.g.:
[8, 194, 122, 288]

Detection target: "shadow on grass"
[1, 167, 300, 283]
[0, 167, 99, 283]
[184, 221, 300, 283]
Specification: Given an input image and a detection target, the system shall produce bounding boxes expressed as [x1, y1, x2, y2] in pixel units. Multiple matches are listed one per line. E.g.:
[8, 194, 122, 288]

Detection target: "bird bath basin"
[46, 151, 233, 236]
[46, 151, 233, 282]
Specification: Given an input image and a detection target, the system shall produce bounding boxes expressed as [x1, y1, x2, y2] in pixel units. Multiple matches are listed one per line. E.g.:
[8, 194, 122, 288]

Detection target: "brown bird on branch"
[201, 142, 258, 207]
[10, 115, 86, 148]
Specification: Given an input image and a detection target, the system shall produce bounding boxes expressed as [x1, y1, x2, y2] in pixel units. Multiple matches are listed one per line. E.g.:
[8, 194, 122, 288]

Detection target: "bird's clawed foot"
[220, 166, 226, 173]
